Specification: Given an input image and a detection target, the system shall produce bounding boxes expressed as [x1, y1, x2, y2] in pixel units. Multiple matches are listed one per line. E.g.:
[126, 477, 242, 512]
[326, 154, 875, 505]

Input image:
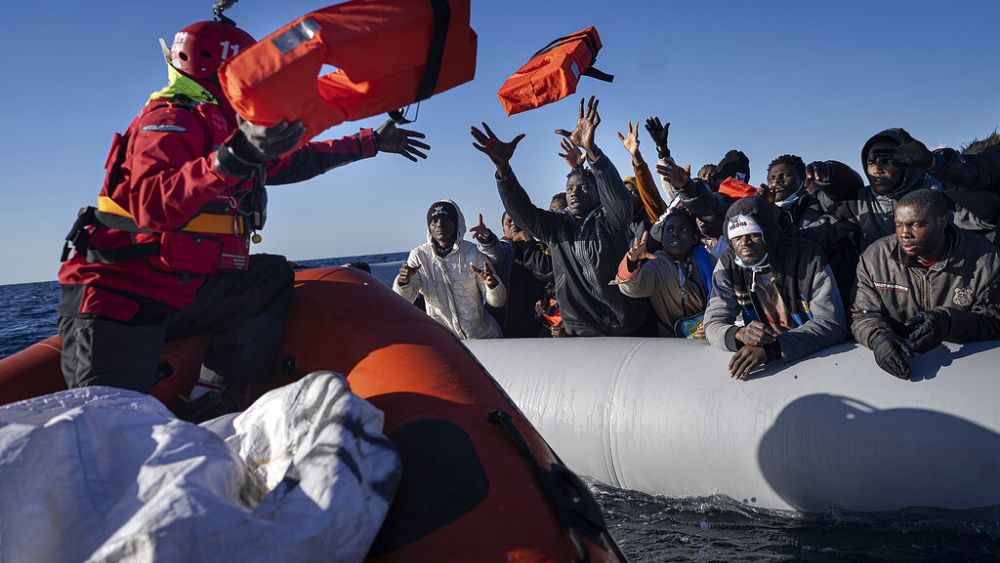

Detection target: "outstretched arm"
[267, 119, 429, 185]
[266, 129, 377, 185]
[618, 120, 667, 222]
[556, 97, 634, 231]
[472, 123, 562, 244]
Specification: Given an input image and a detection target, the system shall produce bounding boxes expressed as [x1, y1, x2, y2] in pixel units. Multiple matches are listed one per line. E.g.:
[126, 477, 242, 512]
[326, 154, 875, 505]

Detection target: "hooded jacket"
[851, 224, 1000, 348]
[393, 199, 507, 339]
[497, 152, 648, 336]
[930, 142, 1000, 241]
[838, 128, 941, 250]
[477, 235, 551, 337]
[779, 161, 865, 307]
[615, 243, 716, 337]
[704, 196, 847, 361]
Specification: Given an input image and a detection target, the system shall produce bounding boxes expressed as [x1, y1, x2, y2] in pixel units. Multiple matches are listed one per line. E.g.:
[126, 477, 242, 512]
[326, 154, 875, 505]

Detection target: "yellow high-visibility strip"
[97, 196, 243, 235]
[96, 195, 132, 218]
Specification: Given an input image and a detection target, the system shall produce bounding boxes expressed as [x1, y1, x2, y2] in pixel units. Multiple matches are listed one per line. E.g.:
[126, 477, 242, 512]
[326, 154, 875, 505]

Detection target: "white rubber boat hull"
[465, 338, 1000, 513]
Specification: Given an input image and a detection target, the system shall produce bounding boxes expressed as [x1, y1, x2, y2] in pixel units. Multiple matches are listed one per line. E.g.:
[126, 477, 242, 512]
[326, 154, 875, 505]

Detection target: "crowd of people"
[53, 12, 1000, 423]
[393, 96, 1000, 381]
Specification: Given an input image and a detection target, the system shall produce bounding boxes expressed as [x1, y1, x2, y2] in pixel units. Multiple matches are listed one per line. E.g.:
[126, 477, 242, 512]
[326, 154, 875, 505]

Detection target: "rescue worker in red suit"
[57, 18, 430, 420]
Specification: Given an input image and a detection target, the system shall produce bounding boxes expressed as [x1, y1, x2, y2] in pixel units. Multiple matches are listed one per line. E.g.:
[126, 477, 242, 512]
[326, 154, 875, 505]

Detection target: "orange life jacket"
[219, 0, 477, 145]
[718, 178, 760, 200]
[497, 26, 613, 116]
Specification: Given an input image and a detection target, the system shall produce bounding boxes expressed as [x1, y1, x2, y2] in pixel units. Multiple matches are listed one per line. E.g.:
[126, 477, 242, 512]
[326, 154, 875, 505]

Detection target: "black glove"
[871, 331, 911, 380]
[904, 308, 951, 353]
[644, 116, 670, 159]
[871, 139, 933, 170]
[216, 119, 305, 178]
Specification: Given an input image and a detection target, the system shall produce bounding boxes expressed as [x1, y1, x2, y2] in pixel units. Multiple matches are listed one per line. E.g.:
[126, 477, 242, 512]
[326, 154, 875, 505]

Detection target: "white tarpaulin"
[0, 371, 401, 562]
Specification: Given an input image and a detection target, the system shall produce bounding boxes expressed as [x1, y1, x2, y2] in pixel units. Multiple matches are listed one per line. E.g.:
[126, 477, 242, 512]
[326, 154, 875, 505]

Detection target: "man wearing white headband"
[703, 196, 847, 379]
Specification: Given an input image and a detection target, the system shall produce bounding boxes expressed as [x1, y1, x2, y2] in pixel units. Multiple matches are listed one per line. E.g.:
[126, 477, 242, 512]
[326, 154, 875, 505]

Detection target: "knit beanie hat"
[712, 150, 751, 185]
[427, 200, 459, 225]
[727, 213, 764, 241]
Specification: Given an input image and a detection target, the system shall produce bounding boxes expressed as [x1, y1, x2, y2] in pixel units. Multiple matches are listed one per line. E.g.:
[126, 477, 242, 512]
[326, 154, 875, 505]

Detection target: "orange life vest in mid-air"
[219, 0, 477, 145]
[497, 26, 613, 116]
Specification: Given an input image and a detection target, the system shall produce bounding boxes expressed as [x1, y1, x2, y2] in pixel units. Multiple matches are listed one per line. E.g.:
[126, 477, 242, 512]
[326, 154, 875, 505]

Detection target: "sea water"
[2, 253, 998, 562]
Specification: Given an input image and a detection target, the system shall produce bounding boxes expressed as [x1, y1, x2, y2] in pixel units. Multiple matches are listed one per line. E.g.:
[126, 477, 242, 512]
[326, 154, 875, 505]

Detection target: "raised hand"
[626, 230, 657, 263]
[397, 262, 421, 286]
[872, 139, 934, 170]
[471, 122, 525, 172]
[616, 120, 642, 159]
[656, 157, 691, 190]
[469, 213, 495, 244]
[759, 183, 775, 204]
[376, 119, 430, 162]
[554, 96, 601, 159]
[471, 261, 499, 288]
[803, 160, 835, 195]
[557, 137, 586, 170]
[644, 116, 670, 158]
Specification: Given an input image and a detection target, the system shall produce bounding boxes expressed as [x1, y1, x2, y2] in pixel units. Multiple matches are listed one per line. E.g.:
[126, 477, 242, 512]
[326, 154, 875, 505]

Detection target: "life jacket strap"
[530, 28, 614, 83]
[416, 0, 451, 103]
[96, 196, 245, 235]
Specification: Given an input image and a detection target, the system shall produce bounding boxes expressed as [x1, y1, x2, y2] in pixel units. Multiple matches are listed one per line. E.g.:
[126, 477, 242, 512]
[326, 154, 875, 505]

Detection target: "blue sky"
[1, 0, 998, 285]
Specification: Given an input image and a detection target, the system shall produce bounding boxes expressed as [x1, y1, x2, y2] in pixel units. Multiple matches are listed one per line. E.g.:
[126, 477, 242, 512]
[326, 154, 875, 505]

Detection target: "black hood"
[711, 149, 751, 188]
[861, 128, 933, 197]
[724, 195, 782, 260]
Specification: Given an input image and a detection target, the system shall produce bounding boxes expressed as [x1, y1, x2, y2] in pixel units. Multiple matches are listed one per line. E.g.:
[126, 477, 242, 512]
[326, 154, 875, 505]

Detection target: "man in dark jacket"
[470, 97, 648, 336]
[704, 196, 847, 379]
[820, 128, 941, 251]
[471, 212, 551, 337]
[766, 154, 863, 305]
[873, 132, 1000, 242]
[852, 189, 1000, 380]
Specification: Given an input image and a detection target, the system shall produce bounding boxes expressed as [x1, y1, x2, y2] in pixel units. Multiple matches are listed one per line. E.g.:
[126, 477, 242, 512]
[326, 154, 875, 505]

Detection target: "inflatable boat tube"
[220, 0, 477, 146]
[497, 26, 612, 116]
[465, 337, 1000, 513]
[0, 267, 622, 562]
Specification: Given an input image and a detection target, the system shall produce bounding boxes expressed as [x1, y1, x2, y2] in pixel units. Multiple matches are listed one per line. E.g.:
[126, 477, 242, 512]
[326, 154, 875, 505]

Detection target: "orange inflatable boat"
[220, 0, 477, 146]
[0, 267, 623, 562]
[497, 26, 613, 116]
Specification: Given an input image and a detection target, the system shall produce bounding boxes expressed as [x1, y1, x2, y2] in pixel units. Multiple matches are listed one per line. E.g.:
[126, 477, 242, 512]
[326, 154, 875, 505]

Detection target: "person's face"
[429, 215, 457, 248]
[698, 165, 715, 182]
[731, 232, 766, 264]
[895, 204, 947, 260]
[767, 163, 803, 202]
[549, 195, 567, 212]
[624, 181, 639, 198]
[866, 141, 904, 194]
[565, 176, 598, 218]
[502, 213, 529, 241]
[661, 215, 698, 260]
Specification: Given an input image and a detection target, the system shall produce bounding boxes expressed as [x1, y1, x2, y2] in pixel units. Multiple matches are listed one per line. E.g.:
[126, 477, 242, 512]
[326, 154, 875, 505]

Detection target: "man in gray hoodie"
[704, 196, 847, 379]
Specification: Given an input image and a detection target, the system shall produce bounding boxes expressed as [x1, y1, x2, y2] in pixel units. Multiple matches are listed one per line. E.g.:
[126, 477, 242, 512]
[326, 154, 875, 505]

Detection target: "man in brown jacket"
[852, 189, 1000, 379]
